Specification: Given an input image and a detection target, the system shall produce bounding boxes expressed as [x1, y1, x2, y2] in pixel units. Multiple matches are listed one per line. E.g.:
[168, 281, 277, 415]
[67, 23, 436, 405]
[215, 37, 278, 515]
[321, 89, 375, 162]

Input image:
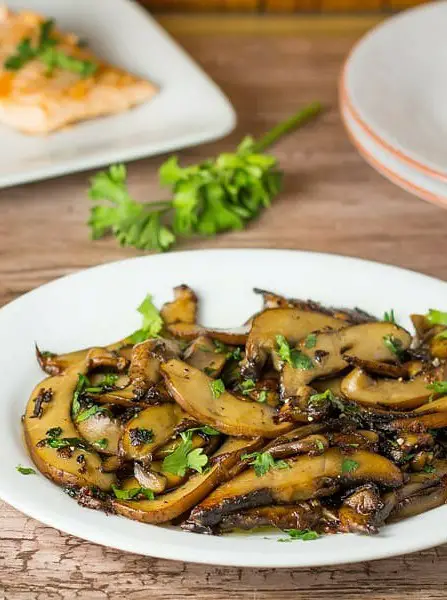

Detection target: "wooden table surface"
[1, 15, 447, 600]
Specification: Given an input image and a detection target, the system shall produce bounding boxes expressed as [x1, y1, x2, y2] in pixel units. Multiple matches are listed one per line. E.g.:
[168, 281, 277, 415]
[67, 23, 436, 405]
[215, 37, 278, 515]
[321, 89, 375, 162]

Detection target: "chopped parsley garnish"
[162, 431, 209, 476]
[187, 425, 220, 436]
[257, 390, 268, 403]
[278, 529, 319, 542]
[341, 458, 360, 474]
[129, 428, 154, 447]
[42, 437, 90, 451]
[383, 309, 396, 324]
[112, 485, 154, 501]
[72, 373, 90, 418]
[129, 294, 164, 343]
[16, 465, 36, 475]
[276, 335, 314, 370]
[46, 426, 62, 438]
[241, 451, 289, 477]
[213, 340, 242, 361]
[422, 464, 436, 474]
[210, 378, 225, 399]
[4, 19, 97, 77]
[426, 309, 447, 326]
[85, 373, 119, 393]
[304, 334, 317, 349]
[95, 438, 109, 450]
[75, 404, 109, 423]
[309, 389, 335, 405]
[315, 439, 325, 452]
[383, 334, 406, 361]
[239, 379, 256, 395]
[426, 381, 447, 396]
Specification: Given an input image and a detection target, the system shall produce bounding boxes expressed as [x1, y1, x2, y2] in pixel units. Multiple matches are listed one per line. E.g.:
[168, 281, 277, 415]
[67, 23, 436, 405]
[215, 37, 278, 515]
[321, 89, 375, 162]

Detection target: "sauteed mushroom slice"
[186, 449, 403, 531]
[281, 322, 412, 399]
[112, 437, 261, 524]
[161, 285, 198, 326]
[338, 484, 384, 534]
[213, 501, 324, 534]
[130, 338, 181, 388]
[184, 336, 228, 377]
[388, 480, 447, 523]
[76, 409, 122, 455]
[161, 359, 291, 438]
[415, 396, 447, 414]
[241, 308, 346, 380]
[341, 367, 435, 410]
[121, 403, 188, 460]
[168, 322, 249, 345]
[23, 357, 116, 490]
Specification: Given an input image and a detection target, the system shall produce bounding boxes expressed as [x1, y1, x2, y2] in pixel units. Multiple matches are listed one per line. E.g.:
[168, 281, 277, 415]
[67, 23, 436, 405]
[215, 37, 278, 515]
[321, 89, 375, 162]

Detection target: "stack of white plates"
[340, 1, 447, 209]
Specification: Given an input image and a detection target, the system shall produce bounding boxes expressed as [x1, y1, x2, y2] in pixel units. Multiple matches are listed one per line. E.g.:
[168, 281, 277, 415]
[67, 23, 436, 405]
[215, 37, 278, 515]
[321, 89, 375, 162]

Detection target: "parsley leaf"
[341, 458, 360, 474]
[88, 103, 323, 252]
[16, 465, 36, 475]
[276, 335, 314, 370]
[112, 485, 154, 500]
[95, 438, 109, 450]
[426, 309, 447, 326]
[278, 529, 319, 542]
[85, 373, 119, 393]
[46, 426, 62, 438]
[129, 294, 163, 343]
[162, 431, 209, 476]
[241, 451, 289, 477]
[257, 390, 268, 403]
[422, 464, 436, 474]
[304, 333, 317, 349]
[4, 18, 97, 77]
[187, 425, 220, 436]
[383, 309, 396, 324]
[426, 381, 447, 395]
[383, 334, 406, 361]
[239, 379, 256, 395]
[72, 373, 90, 418]
[75, 404, 108, 423]
[210, 378, 225, 399]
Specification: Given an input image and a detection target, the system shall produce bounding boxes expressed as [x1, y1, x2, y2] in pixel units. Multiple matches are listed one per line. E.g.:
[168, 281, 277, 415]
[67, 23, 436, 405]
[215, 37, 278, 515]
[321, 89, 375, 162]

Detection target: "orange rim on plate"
[340, 38, 447, 184]
[340, 102, 447, 210]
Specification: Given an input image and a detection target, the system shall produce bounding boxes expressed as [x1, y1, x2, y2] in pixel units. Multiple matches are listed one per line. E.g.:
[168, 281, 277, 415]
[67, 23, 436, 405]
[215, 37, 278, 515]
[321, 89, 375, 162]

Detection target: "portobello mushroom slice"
[390, 412, 447, 431]
[183, 336, 228, 377]
[161, 359, 291, 438]
[112, 437, 261, 524]
[23, 361, 116, 490]
[161, 284, 198, 326]
[186, 448, 403, 530]
[387, 480, 447, 523]
[129, 338, 181, 391]
[75, 409, 122, 455]
[121, 403, 188, 460]
[212, 501, 324, 534]
[415, 395, 447, 414]
[281, 322, 412, 399]
[241, 308, 347, 379]
[340, 367, 435, 410]
[338, 484, 384, 534]
[168, 322, 249, 345]
[36, 343, 131, 376]
[253, 289, 377, 324]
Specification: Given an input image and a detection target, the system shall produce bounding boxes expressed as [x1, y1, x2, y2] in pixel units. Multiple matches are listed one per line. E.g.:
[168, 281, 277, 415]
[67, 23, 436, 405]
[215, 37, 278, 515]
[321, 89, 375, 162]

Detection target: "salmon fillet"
[0, 6, 157, 134]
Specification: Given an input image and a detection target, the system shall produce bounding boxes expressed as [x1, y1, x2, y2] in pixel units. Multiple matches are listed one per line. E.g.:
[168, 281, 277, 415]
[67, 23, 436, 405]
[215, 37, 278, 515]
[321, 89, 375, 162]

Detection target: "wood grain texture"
[1, 16, 447, 600]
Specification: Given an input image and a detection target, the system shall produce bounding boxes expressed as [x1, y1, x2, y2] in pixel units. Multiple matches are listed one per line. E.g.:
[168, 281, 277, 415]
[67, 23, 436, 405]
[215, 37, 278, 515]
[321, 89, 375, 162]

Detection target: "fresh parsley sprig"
[88, 103, 322, 252]
[4, 19, 97, 77]
[241, 451, 289, 477]
[162, 430, 209, 476]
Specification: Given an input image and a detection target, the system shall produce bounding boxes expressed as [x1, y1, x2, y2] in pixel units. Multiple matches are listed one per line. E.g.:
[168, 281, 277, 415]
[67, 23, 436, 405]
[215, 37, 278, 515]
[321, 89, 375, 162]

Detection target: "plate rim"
[1, 248, 447, 568]
[342, 0, 447, 182]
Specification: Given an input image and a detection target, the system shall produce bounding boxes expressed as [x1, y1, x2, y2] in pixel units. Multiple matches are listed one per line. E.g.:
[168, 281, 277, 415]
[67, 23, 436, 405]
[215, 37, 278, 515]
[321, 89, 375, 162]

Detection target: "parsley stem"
[252, 101, 323, 153]
[143, 200, 173, 210]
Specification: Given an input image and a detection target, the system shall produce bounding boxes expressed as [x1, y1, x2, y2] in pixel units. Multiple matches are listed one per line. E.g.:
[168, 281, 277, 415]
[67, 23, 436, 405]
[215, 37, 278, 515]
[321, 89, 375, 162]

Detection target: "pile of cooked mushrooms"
[23, 286, 447, 536]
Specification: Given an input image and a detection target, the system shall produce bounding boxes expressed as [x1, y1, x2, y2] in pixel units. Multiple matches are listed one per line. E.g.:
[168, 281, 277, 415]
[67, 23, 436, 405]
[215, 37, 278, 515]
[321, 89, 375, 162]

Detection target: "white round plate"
[1, 249, 447, 568]
[341, 101, 447, 209]
[343, 1, 447, 179]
